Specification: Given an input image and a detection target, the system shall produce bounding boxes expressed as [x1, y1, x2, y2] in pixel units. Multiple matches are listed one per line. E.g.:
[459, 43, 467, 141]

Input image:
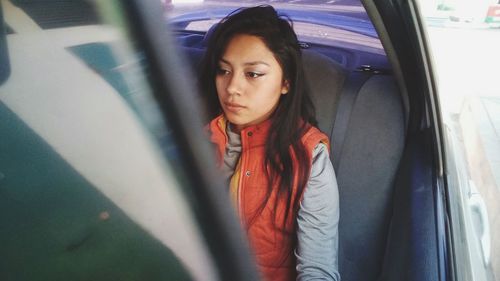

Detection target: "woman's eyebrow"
[244, 61, 270, 67]
[219, 58, 230, 65]
[220, 58, 270, 67]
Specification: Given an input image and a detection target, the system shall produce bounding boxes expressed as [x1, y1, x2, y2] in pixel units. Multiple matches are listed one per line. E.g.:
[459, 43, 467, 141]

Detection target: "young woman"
[200, 6, 340, 281]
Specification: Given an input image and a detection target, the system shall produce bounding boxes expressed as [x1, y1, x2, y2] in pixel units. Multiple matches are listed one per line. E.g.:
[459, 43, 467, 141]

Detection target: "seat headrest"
[302, 50, 346, 136]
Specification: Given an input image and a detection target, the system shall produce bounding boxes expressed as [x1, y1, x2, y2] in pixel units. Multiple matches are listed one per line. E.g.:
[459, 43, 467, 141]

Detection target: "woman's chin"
[224, 113, 244, 124]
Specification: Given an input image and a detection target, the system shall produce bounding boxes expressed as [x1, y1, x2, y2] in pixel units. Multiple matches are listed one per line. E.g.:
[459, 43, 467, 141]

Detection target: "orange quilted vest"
[209, 115, 329, 281]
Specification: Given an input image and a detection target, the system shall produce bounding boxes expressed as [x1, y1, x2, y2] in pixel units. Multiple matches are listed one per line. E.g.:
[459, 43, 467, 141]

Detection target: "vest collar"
[213, 114, 272, 149]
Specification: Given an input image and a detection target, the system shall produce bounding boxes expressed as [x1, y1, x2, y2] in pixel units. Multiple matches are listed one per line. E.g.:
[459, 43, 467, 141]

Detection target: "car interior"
[0, 0, 444, 280]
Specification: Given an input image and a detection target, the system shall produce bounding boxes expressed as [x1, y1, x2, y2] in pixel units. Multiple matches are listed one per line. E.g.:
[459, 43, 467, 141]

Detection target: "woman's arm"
[295, 143, 340, 281]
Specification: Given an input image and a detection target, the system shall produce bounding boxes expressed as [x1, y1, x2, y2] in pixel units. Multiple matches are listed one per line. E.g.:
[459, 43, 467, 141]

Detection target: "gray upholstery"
[301, 51, 406, 281]
[302, 52, 406, 280]
[302, 49, 346, 135]
[333, 75, 405, 281]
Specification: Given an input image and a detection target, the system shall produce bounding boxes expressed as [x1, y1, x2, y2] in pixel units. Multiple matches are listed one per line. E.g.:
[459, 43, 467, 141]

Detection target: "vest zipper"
[237, 150, 244, 223]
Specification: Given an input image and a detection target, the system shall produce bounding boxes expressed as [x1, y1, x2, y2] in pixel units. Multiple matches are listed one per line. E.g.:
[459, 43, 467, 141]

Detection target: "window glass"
[181, 18, 384, 53]
[418, 0, 500, 280]
[166, 0, 379, 49]
[0, 0, 217, 280]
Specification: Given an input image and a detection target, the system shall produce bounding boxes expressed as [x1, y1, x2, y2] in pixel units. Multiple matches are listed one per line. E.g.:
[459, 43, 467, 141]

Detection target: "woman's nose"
[226, 73, 243, 96]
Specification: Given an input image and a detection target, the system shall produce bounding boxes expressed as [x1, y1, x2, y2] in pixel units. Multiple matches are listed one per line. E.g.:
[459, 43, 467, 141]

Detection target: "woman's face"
[215, 34, 289, 132]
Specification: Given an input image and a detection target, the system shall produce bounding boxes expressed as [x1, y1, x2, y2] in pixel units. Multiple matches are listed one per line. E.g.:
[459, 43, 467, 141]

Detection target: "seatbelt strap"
[331, 72, 371, 171]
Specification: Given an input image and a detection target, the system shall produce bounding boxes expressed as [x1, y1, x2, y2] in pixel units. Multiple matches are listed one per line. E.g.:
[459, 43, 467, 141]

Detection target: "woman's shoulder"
[206, 114, 227, 144]
[206, 114, 225, 132]
[301, 124, 329, 150]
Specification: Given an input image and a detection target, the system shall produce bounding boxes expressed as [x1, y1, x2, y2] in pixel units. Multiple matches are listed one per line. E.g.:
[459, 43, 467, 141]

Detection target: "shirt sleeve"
[295, 143, 340, 281]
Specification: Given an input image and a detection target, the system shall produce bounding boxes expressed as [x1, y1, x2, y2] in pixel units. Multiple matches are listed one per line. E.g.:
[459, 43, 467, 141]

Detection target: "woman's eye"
[247, 72, 264, 78]
[216, 68, 230, 75]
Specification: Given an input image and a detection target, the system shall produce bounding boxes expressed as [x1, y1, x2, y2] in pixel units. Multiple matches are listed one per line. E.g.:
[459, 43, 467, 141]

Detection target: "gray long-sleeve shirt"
[222, 123, 340, 281]
[295, 143, 340, 281]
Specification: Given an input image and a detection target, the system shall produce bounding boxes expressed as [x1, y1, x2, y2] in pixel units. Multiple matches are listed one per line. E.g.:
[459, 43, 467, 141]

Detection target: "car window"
[417, 1, 500, 280]
[167, 0, 381, 51]
[181, 18, 384, 54]
[0, 1, 218, 280]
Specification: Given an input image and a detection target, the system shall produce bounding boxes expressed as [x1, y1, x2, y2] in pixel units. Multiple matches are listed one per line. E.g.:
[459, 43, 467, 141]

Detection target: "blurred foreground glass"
[0, 0, 217, 280]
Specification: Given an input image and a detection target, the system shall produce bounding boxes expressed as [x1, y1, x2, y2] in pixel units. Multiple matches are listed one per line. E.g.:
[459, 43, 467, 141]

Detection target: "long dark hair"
[200, 5, 317, 228]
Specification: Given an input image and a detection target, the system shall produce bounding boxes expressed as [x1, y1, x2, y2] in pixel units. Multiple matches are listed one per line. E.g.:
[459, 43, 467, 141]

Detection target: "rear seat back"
[302, 50, 406, 280]
[332, 75, 405, 281]
[302, 49, 346, 135]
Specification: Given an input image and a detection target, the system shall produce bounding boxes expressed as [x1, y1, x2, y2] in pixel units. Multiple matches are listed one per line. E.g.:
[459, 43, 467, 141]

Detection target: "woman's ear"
[281, 80, 290, 95]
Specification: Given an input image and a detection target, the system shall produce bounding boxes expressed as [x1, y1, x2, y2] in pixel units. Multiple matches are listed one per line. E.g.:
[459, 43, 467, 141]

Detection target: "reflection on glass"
[0, 0, 216, 280]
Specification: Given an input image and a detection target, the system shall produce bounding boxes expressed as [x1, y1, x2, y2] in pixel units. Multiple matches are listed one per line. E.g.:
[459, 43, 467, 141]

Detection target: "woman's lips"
[224, 102, 245, 113]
